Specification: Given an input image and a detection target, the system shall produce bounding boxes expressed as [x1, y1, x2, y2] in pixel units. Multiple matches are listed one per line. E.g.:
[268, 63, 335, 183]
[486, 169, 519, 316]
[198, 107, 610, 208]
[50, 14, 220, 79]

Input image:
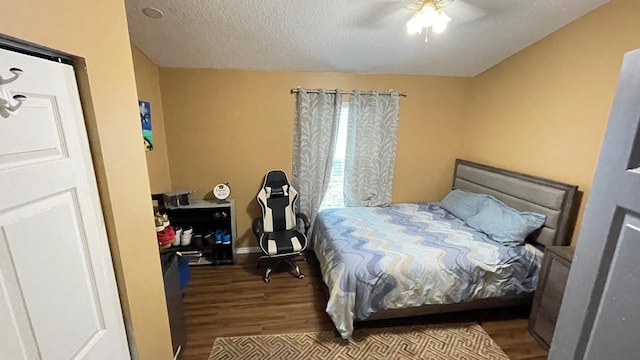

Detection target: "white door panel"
[1, 191, 106, 359]
[0, 94, 68, 169]
[0, 264, 39, 359]
[0, 160, 75, 210]
[0, 46, 130, 359]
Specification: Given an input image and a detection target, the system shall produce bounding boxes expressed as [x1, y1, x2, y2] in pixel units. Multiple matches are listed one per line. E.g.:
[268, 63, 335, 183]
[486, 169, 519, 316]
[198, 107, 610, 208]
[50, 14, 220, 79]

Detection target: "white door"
[0, 47, 130, 359]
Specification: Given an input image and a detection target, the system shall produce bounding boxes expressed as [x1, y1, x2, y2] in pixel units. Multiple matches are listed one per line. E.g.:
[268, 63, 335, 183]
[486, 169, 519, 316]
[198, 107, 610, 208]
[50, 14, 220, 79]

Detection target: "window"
[320, 103, 349, 209]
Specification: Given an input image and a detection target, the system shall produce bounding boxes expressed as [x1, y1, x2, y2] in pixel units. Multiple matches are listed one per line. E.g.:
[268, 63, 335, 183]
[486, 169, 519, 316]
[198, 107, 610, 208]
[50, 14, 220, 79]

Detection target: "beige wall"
[132, 45, 172, 194]
[463, 0, 640, 244]
[0, 1, 173, 359]
[159, 69, 469, 248]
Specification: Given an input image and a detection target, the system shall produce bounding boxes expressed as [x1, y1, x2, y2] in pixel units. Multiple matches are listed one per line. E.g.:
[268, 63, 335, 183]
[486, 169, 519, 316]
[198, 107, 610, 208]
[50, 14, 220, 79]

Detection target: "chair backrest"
[257, 170, 298, 232]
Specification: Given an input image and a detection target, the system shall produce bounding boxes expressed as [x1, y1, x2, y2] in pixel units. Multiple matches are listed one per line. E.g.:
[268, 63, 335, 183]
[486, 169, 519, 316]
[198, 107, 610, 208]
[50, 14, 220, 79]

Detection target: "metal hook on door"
[0, 67, 27, 118]
[0, 67, 24, 85]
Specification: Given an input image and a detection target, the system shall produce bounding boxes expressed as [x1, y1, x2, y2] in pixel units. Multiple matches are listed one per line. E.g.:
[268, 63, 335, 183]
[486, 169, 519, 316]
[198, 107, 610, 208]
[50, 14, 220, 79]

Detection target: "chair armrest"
[252, 218, 263, 240]
[296, 213, 310, 236]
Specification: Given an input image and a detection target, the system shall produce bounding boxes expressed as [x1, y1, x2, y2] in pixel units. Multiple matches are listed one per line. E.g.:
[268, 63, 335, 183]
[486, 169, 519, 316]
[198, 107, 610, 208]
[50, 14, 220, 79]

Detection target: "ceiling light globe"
[438, 11, 452, 24]
[432, 11, 452, 33]
[406, 16, 422, 35]
[418, 5, 439, 27]
[432, 21, 448, 34]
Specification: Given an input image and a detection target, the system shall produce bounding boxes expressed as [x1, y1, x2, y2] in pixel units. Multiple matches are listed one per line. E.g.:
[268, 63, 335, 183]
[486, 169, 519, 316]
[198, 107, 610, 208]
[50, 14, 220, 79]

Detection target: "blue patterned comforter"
[312, 203, 542, 339]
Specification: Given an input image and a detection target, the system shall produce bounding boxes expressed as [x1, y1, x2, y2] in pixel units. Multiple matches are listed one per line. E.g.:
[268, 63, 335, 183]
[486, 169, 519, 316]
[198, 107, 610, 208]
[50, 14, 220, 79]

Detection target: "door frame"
[0, 33, 134, 355]
[0, 34, 73, 65]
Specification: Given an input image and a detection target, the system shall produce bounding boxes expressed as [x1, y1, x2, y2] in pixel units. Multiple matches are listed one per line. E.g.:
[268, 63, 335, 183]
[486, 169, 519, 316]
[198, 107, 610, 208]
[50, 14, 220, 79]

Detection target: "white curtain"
[292, 88, 342, 227]
[344, 90, 400, 207]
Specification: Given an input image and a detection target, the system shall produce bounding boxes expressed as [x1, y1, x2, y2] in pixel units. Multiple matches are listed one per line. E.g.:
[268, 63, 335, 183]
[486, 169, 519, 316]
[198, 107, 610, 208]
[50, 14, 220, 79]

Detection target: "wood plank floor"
[180, 254, 548, 360]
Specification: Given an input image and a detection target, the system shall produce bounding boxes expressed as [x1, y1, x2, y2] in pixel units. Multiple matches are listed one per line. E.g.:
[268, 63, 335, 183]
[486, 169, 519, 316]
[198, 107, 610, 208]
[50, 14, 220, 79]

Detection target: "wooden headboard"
[452, 159, 579, 248]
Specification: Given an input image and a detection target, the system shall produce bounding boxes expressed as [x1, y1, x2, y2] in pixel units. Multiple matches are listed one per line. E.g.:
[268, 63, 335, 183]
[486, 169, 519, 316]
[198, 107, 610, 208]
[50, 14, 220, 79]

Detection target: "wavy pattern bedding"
[312, 203, 542, 339]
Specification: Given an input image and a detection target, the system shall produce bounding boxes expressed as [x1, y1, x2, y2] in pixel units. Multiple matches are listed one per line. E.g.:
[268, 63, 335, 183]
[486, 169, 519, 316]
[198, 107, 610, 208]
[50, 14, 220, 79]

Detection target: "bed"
[312, 159, 579, 339]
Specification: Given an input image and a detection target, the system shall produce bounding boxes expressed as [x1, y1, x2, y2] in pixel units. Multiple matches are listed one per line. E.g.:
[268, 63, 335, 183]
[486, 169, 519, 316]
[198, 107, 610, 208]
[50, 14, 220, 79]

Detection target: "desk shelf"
[165, 199, 237, 266]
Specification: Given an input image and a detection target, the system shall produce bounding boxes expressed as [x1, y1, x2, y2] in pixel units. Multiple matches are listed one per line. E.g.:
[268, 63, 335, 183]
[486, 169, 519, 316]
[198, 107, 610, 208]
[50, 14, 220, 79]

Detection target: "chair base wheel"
[259, 256, 306, 283]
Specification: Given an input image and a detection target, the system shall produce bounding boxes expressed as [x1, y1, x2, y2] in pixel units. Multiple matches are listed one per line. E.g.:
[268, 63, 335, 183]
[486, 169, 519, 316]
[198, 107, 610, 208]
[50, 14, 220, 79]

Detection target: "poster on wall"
[139, 100, 153, 151]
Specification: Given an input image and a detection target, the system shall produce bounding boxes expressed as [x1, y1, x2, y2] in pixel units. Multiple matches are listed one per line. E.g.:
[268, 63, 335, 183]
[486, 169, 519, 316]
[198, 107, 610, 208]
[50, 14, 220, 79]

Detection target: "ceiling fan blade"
[354, 0, 415, 29]
[445, 0, 486, 25]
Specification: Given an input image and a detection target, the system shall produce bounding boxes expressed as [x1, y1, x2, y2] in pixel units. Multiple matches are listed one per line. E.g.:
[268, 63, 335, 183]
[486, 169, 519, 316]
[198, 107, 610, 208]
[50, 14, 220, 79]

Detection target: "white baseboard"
[236, 246, 261, 254]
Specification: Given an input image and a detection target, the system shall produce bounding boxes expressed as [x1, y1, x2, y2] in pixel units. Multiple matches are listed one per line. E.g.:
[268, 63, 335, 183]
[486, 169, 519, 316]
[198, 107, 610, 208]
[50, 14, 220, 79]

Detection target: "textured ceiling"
[126, 0, 609, 76]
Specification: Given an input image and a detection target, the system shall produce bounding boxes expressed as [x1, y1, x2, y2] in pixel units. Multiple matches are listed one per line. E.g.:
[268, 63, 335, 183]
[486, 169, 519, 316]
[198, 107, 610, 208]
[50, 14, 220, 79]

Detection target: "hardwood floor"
[180, 254, 548, 360]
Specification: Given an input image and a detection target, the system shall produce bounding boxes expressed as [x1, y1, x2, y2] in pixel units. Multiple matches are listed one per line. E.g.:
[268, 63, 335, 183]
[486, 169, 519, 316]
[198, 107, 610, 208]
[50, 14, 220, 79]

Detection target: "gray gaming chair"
[253, 170, 309, 283]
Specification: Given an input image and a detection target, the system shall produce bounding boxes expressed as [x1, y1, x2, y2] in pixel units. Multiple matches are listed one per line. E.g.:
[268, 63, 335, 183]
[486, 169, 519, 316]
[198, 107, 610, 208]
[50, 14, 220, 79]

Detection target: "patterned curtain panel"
[344, 90, 400, 207]
[292, 88, 342, 227]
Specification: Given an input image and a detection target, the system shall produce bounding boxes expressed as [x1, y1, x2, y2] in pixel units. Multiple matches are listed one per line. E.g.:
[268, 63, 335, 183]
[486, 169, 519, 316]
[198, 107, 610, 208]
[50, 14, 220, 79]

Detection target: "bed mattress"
[312, 202, 542, 339]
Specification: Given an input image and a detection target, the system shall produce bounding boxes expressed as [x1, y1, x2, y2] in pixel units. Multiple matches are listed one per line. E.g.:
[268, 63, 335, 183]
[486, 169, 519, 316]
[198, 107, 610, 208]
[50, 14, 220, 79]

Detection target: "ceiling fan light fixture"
[417, 4, 439, 27]
[431, 21, 447, 34]
[406, 0, 454, 42]
[432, 11, 451, 33]
[406, 16, 423, 35]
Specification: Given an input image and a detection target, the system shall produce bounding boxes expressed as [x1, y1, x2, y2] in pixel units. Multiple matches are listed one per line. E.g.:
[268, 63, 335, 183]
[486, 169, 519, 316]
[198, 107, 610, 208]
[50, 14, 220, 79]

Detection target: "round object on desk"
[213, 183, 231, 200]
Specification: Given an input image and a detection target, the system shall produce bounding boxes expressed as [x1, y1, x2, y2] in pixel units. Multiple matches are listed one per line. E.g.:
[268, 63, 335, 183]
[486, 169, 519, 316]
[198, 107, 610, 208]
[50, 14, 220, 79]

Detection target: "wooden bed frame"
[359, 159, 579, 322]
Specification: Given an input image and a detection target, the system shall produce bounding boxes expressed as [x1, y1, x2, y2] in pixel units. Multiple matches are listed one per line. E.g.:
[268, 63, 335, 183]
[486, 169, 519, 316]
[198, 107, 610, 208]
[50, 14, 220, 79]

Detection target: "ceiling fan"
[406, 0, 455, 42]
[356, 0, 485, 42]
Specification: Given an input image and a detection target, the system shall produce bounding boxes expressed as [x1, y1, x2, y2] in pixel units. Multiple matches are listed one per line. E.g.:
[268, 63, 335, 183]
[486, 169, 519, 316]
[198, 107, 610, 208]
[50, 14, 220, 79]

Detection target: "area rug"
[208, 323, 509, 360]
